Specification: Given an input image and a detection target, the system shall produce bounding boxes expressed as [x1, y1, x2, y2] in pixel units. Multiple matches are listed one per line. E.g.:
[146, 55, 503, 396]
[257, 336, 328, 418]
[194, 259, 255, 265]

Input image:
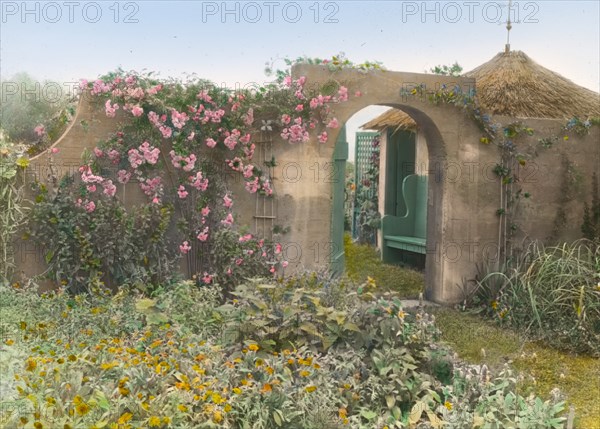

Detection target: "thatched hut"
[464, 50, 600, 119]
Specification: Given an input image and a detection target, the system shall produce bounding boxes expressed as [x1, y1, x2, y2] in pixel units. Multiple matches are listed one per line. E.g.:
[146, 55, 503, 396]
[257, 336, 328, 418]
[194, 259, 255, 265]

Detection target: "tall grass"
[477, 240, 600, 355]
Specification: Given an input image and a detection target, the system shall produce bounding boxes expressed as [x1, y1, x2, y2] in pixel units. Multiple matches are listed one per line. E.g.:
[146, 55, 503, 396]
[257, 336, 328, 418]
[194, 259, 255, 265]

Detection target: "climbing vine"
[355, 136, 381, 244]
[24, 59, 367, 291]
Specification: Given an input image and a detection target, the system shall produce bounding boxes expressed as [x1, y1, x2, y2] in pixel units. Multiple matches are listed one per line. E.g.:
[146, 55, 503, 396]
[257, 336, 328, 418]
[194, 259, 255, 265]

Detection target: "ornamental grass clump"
[478, 240, 600, 355]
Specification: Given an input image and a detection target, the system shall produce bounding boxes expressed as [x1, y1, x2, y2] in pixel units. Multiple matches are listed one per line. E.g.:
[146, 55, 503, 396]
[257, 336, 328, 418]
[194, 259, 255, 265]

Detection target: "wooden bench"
[381, 174, 427, 264]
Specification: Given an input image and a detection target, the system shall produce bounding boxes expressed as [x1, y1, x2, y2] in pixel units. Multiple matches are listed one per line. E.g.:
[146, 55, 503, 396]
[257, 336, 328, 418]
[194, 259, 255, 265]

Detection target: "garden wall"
[13, 65, 600, 304]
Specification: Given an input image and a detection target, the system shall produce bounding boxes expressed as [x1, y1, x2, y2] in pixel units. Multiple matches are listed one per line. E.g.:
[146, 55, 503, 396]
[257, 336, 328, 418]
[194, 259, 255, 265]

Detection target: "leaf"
[94, 421, 109, 428]
[135, 298, 157, 312]
[344, 322, 361, 332]
[273, 410, 283, 427]
[425, 410, 444, 428]
[146, 311, 169, 325]
[299, 322, 322, 338]
[409, 401, 425, 425]
[360, 410, 377, 420]
[386, 395, 396, 409]
[92, 390, 110, 411]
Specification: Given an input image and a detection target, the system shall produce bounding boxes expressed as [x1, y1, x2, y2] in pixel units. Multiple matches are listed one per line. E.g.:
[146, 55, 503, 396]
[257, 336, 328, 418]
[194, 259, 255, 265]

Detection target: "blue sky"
[1, 0, 598, 159]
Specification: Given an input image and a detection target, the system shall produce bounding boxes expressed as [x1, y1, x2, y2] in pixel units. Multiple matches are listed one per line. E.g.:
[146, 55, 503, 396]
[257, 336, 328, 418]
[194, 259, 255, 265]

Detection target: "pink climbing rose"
[221, 213, 234, 226]
[131, 105, 144, 117]
[179, 241, 192, 254]
[177, 185, 188, 199]
[197, 227, 209, 242]
[318, 132, 328, 143]
[34, 125, 45, 137]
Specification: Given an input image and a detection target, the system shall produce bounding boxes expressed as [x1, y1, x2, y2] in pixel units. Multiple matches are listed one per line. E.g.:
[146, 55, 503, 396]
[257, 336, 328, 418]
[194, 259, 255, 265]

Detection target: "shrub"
[27, 175, 179, 293]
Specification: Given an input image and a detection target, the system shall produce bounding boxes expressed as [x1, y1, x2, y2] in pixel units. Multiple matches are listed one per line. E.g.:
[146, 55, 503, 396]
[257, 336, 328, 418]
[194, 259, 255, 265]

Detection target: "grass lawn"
[344, 234, 424, 298]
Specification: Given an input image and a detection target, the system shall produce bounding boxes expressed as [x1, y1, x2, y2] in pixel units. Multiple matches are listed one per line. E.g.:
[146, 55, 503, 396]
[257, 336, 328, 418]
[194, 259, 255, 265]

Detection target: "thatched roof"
[363, 50, 599, 131]
[464, 50, 600, 119]
[361, 109, 417, 133]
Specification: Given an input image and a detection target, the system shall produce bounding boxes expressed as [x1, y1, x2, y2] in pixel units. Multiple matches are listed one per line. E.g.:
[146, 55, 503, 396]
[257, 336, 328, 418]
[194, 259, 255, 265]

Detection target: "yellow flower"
[34, 422, 43, 429]
[232, 387, 242, 394]
[213, 411, 223, 423]
[260, 383, 272, 394]
[224, 404, 232, 412]
[118, 413, 133, 424]
[177, 404, 188, 412]
[100, 361, 118, 370]
[76, 402, 91, 415]
[16, 156, 30, 168]
[248, 343, 259, 352]
[491, 300, 498, 310]
[480, 137, 490, 144]
[25, 358, 37, 372]
[299, 370, 310, 377]
[444, 401, 453, 411]
[148, 416, 161, 427]
[4, 339, 14, 346]
[305, 385, 317, 393]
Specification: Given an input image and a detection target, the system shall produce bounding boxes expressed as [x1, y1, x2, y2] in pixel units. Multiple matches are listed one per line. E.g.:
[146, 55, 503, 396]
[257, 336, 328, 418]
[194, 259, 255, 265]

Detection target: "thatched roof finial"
[505, 0, 513, 53]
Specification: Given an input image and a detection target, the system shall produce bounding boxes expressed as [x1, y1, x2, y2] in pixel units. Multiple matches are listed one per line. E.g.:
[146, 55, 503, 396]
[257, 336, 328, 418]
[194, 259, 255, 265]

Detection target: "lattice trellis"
[252, 132, 275, 241]
[352, 131, 380, 240]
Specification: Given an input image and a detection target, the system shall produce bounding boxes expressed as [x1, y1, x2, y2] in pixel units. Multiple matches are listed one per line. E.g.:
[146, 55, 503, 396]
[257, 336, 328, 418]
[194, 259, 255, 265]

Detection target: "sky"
[1, 0, 599, 160]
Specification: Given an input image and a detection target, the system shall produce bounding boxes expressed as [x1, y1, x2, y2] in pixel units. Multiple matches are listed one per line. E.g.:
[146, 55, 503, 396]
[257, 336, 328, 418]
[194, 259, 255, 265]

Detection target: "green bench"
[381, 174, 428, 263]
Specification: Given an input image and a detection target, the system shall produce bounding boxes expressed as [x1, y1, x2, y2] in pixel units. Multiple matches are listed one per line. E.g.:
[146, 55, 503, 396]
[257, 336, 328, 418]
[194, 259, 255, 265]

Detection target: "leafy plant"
[27, 174, 179, 293]
[0, 134, 28, 284]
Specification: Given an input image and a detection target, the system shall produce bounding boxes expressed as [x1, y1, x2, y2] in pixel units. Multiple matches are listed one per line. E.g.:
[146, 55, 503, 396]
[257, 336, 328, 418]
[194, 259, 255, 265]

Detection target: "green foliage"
[344, 234, 424, 298]
[0, 134, 28, 283]
[265, 53, 385, 84]
[27, 175, 178, 293]
[443, 364, 566, 428]
[429, 62, 463, 77]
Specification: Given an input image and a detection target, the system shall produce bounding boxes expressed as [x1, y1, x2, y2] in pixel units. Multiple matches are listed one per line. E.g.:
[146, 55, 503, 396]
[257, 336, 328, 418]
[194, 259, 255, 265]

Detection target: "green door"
[331, 126, 348, 275]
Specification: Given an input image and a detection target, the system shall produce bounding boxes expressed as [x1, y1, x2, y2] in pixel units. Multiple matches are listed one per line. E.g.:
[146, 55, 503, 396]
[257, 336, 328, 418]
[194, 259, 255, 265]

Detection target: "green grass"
[432, 308, 600, 429]
[344, 234, 424, 298]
